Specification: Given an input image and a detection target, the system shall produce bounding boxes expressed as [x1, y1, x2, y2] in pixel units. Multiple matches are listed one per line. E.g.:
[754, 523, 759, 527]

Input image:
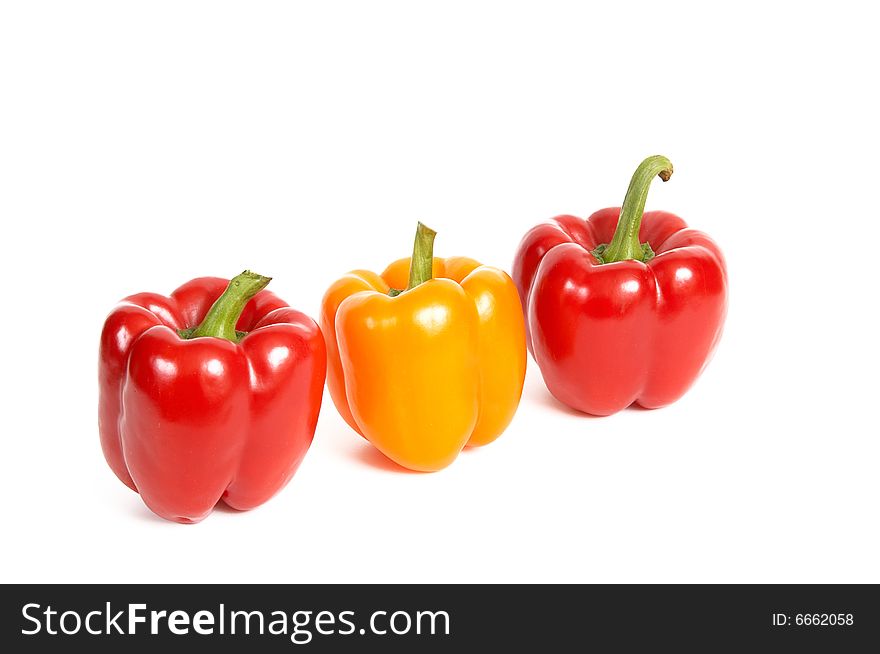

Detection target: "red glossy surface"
[512, 209, 727, 416]
[98, 277, 326, 523]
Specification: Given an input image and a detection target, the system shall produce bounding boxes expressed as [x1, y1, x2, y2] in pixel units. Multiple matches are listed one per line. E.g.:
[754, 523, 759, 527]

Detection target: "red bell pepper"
[513, 156, 727, 416]
[99, 271, 326, 523]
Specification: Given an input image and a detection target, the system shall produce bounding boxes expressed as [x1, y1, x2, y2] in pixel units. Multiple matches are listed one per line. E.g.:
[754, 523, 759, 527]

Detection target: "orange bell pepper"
[321, 222, 526, 471]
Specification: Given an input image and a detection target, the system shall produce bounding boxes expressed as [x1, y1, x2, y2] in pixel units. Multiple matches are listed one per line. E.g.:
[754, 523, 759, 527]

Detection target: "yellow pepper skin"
[321, 241, 526, 472]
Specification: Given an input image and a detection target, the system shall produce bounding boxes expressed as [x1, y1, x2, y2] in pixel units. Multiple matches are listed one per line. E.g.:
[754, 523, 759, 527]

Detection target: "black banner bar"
[2, 584, 877, 651]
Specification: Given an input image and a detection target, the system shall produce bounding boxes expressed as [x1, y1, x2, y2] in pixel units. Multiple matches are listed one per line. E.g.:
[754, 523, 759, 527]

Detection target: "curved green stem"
[595, 155, 673, 264]
[185, 270, 271, 341]
[407, 221, 437, 290]
[390, 222, 436, 296]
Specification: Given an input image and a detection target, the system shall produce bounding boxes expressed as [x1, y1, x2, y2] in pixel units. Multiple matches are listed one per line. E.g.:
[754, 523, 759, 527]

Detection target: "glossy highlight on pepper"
[99, 271, 326, 523]
[513, 156, 728, 415]
[322, 223, 527, 472]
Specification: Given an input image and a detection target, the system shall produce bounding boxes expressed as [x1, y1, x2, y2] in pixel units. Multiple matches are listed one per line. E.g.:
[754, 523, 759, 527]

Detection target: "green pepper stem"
[187, 270, 271, 341]
[405, 221, 437, 291]
[598, 155, 673, 264]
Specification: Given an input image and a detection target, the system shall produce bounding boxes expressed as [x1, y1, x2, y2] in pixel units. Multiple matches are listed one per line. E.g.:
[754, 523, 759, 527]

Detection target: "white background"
[1, 1, 878, 583]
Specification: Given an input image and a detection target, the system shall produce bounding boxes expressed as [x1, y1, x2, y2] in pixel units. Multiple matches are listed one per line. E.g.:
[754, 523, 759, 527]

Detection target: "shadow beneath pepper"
[126, 500, 177, 525]
[352, 442, 423, 474]
[320, 408, 424, 474]
[214, 501, 244, 514]
[528, 382, 602, 418]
